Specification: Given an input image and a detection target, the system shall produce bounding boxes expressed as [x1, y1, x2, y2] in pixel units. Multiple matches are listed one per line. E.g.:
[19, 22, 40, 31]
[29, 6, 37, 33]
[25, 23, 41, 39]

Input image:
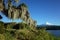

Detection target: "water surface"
[47, 30, 60, 37]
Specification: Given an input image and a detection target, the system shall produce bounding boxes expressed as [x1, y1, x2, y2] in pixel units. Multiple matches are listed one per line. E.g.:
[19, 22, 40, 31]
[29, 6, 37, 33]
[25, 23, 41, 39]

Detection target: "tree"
[0, 21, 5, 34]
[0, 0, 37, 27]
[0, 0, 4, 11]
[15, 0, 19, 3]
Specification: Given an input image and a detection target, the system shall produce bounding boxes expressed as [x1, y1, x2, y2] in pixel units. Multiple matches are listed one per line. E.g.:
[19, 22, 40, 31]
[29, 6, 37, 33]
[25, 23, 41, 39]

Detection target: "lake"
[47, 30, 60, 37]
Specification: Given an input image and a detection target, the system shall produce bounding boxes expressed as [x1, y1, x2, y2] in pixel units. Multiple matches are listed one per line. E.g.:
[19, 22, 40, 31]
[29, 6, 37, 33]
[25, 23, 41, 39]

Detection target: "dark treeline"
[37, 25, 60, 30]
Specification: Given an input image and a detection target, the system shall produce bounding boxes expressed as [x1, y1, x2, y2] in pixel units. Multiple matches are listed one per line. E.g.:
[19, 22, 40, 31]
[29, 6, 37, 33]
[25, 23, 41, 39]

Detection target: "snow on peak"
[46, 22, 53, 25]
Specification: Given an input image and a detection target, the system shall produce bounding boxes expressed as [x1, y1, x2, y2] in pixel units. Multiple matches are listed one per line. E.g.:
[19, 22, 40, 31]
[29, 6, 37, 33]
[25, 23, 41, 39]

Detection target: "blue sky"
[0, 0, 60, 25]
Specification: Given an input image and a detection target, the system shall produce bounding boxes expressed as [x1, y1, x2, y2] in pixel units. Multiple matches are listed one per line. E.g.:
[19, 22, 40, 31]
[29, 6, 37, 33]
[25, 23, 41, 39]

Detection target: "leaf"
[15, 0, 19, 3]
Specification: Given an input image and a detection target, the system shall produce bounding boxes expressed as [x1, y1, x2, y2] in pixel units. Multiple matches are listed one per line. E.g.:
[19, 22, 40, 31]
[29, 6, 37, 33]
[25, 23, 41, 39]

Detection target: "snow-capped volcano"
[46, 22, 53, 25]
[39, 22, 58, 26]
[41, 22, 54, 26]
[41, 22, 53, 26]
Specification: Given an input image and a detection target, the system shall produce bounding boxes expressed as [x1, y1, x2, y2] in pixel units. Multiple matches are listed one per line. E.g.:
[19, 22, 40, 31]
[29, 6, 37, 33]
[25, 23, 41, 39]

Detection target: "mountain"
[37, 22, 60, 30]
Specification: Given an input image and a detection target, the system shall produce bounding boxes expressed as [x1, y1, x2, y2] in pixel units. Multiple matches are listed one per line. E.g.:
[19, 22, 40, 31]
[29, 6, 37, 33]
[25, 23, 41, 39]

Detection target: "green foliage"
[0, 34, 5, 40]
[0, 22, 5, 34]
[0, 22, 60, 40]
[20, 3, 27, 8]
[18, 22, 28, 29]
[15, 0, 19, 3]
[19, 22, 26, 29]
[6, 24, 12, 29]
[5, 32, 16, 40]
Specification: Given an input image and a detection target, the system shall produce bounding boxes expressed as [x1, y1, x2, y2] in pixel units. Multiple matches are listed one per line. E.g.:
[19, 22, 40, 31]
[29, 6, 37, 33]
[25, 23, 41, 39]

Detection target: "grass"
[0, 22, 60, 40]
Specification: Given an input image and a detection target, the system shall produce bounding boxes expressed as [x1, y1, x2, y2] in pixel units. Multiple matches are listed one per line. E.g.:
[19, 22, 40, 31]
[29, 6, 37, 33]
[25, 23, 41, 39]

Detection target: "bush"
[0, 34, 5, 40]
[5, 32, 16, 40]
[0, 22, 60, 40]
[0, 22, 5, 34]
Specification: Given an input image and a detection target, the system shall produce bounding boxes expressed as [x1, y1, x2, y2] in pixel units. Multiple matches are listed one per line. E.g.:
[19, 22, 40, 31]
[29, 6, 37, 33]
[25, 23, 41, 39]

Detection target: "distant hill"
[37, 24, 60, 30]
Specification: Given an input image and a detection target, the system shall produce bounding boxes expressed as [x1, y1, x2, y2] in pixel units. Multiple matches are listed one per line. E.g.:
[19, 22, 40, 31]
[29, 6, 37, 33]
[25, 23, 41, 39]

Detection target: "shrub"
[0, 22, 5, 34]
[0, 34, 5, 40]
[5, 32, 16, 40]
